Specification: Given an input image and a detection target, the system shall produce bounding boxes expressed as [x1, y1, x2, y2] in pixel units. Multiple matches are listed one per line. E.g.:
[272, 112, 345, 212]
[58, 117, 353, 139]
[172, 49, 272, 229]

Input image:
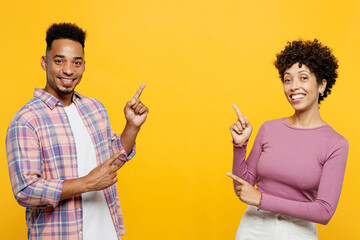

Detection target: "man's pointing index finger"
[133, 83, 146, 99]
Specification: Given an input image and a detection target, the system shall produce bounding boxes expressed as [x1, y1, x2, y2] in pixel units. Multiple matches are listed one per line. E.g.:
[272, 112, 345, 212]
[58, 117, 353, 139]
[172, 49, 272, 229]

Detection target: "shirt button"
[277, 216, 283, 221]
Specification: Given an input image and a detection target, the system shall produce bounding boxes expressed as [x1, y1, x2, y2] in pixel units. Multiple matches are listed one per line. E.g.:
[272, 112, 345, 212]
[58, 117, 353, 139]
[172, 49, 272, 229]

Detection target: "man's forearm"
[61, 151, 123, 201]
[60, 177, 89, 201]
[120, 123, 140, 155]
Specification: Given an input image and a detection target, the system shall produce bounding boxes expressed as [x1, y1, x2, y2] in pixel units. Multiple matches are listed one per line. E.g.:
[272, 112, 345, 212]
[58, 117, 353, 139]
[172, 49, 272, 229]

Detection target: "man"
[6, 23, 148, 239]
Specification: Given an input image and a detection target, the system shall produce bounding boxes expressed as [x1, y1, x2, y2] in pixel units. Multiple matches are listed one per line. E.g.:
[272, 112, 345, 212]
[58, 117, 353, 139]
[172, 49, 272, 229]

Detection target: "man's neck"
[44, 87, 73, 106]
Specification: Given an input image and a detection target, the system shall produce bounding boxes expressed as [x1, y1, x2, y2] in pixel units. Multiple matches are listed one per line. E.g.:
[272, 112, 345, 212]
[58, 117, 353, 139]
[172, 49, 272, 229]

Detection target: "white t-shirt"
[64, 103, 118, 240]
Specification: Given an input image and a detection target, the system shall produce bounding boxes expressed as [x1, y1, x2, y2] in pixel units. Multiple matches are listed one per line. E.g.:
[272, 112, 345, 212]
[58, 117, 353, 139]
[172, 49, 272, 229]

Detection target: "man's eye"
[54, 60, 62, 64]
[74, 62, 82, 65]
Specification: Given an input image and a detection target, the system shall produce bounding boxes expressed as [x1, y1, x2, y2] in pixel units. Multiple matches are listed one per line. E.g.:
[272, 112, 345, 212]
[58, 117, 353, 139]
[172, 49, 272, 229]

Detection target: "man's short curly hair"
[46, 23, 86, 51]
[274, 39, 338, 103]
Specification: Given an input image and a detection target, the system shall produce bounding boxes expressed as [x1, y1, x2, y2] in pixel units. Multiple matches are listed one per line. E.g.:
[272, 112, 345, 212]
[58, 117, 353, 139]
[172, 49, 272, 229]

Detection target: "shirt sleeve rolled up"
[6, 120, 63, 208]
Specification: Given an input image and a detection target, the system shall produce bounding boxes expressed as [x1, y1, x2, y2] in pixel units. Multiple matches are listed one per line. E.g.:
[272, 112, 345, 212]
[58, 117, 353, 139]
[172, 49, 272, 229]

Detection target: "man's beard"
[57, 86, 74, 95]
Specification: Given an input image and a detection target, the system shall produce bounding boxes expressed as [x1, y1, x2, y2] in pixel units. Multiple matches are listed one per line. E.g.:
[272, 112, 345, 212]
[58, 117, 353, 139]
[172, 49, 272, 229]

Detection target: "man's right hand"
[84, 151, 125, 192]
[230, 103, 253, 147]
[60, 151, 125, 201]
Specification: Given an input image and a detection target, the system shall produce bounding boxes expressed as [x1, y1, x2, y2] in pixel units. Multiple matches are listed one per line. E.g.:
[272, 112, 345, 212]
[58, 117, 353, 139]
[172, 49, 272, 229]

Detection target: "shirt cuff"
[41, 179, 64, 208]
[232, 140, 249, 148]
[123, 143, 136, 161]
[257, 191, 264, 211]
[113, 135, 136, 162]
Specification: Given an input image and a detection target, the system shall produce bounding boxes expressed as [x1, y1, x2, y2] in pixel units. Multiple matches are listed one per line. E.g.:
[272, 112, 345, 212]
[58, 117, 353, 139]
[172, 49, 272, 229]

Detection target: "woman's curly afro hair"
[274, 39, 338, 103]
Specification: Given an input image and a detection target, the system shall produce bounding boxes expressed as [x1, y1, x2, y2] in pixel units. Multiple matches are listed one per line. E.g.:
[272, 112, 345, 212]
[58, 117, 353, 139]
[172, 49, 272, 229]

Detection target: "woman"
[227, 39, 349, 240]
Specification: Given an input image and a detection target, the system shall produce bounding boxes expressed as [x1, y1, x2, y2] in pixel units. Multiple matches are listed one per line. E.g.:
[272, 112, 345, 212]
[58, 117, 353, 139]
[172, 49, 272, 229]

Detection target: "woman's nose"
[290, 79, 300, 90]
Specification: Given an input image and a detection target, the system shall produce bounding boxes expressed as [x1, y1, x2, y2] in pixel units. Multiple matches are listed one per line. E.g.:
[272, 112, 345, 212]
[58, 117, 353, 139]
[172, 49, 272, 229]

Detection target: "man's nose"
[62, 62, 74, 76]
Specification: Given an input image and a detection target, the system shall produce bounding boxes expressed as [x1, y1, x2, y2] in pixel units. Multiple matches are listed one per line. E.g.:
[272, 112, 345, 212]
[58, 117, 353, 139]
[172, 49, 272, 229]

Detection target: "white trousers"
[235, 206, 318, 240]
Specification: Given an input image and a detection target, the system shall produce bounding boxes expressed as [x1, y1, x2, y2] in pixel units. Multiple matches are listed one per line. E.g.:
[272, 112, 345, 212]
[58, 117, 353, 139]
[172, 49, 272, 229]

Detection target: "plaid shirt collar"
[34, 88, 84, 109]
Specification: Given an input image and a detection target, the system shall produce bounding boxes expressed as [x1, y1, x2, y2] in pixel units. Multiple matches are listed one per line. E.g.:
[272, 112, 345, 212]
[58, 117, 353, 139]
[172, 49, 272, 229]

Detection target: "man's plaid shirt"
[6, 88, 135, 239]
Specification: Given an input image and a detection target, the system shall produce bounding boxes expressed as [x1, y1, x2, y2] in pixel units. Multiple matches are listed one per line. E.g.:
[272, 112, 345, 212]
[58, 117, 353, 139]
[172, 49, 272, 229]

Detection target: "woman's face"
[283, 63, 326, 113]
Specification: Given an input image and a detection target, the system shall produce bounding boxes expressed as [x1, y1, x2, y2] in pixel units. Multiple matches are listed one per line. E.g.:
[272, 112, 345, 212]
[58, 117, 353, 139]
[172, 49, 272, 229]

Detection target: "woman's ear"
[319, 79, 327, 94]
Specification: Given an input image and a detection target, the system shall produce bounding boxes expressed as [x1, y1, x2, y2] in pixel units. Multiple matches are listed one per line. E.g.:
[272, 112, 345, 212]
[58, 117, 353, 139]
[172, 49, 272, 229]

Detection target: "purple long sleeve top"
[232, 118, 349, 225]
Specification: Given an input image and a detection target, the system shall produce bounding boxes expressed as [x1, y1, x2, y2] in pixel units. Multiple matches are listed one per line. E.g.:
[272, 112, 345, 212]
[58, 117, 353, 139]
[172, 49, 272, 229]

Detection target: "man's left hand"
[124, 83, 149, 127]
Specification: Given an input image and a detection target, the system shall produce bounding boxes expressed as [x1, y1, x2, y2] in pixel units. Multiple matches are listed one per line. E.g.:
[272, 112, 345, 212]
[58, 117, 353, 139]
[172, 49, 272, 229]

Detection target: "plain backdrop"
[1, 1, 359, 239]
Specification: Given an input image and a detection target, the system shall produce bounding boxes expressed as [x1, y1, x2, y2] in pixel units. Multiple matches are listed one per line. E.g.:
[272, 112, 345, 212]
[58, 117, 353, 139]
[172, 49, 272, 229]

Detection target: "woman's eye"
[284, 79, 291, 83]
[301, 76, 308, 80]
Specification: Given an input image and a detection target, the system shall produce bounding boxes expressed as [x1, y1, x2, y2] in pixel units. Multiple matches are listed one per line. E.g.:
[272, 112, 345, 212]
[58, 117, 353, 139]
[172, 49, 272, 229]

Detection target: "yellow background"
[1, 0, 359, 239]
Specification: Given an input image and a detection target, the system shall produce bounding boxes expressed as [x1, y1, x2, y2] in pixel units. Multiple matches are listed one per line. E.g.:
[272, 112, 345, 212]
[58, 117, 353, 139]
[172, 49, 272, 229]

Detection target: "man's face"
[41, 39, 85, 100]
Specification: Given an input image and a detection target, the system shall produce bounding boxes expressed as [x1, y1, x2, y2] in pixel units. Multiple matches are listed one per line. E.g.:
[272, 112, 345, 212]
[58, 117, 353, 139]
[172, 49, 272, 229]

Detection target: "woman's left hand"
[227, 173, 262, 207]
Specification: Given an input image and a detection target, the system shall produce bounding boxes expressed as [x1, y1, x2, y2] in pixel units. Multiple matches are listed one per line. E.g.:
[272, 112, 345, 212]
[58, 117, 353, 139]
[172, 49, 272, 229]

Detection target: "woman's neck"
[286, 107, 326, 129]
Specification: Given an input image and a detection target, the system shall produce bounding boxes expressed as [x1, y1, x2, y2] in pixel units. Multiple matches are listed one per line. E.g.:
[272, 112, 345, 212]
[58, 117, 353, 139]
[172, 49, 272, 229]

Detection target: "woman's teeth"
[291, 94, 305, 100]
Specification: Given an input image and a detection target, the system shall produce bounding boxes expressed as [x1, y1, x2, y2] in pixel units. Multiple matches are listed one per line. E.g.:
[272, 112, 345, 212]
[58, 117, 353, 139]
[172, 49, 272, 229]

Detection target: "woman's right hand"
[230, 103, 252, 147]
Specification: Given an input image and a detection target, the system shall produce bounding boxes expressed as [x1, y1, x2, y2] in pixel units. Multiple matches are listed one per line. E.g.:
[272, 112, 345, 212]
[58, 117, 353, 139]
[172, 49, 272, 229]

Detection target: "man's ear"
[41, 56, 47, 71]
